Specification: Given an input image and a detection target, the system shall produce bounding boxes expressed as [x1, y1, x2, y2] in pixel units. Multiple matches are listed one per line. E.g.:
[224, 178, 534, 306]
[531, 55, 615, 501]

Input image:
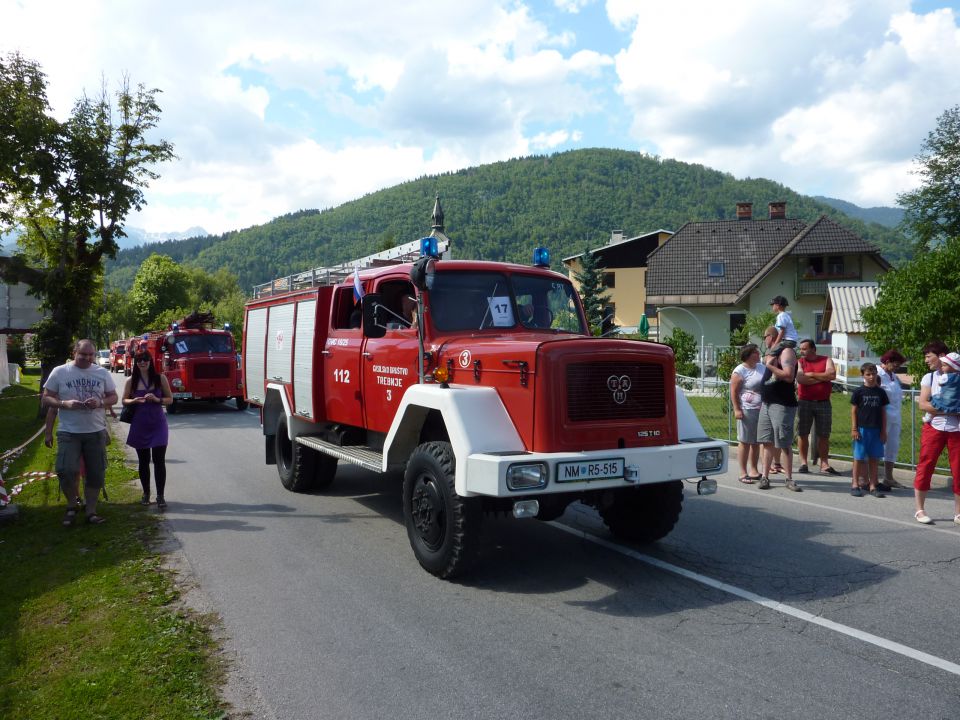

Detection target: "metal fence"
[680, 376, 950, 475]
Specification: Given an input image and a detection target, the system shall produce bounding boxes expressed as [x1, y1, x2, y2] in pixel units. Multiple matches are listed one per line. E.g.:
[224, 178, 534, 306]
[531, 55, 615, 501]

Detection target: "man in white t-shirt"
[912, 340, 960, 525]
[42, 339, 118, 526]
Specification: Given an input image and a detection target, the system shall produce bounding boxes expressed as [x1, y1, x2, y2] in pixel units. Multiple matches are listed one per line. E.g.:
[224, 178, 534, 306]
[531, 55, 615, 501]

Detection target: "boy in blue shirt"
[850, 363, 889, 497]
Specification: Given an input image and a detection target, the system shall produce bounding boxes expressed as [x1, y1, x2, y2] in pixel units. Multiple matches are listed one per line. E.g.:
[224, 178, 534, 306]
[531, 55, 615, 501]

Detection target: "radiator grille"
[193, 362, 231, 380]
[566, 362, 665, 422]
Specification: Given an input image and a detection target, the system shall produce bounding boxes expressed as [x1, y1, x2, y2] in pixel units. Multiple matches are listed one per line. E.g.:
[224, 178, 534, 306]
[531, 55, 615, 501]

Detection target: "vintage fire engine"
[122, 335, 142, 376]
[109, 340, 126, 373]
[141, 312, 246, 413]
[243, 203, 726, 578]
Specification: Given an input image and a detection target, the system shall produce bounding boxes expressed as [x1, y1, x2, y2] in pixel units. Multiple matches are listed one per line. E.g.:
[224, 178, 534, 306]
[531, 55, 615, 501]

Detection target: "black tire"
[403, 442, 481, 579]
[235, 397, 248, 411]
[275, 415, 334, 492]
[167, 399, 179, 414]
[599, 481, 684, 544]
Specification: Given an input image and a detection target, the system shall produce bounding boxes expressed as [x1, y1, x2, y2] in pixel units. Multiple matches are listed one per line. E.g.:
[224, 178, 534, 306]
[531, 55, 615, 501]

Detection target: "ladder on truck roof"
[252, 234, 451, 299]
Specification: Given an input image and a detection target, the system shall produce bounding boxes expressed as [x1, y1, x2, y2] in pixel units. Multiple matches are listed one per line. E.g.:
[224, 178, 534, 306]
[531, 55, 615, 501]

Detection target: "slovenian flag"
[353, 266, 365, 302]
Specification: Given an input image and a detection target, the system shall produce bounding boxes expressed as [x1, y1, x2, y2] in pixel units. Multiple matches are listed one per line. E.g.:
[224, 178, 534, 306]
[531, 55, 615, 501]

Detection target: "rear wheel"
[403, 442, 481, 579]
[599, 481, 684, 544]
[235, 397, 248, 411]
[275, 415, 334, 492]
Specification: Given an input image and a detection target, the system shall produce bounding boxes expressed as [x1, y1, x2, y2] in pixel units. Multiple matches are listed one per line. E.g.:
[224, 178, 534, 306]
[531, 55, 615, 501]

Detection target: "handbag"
[119, 403, 137, 424]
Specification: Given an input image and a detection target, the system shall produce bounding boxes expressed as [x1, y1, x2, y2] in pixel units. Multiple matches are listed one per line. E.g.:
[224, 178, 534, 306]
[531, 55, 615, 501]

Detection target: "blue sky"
[3, 0, 959, 236]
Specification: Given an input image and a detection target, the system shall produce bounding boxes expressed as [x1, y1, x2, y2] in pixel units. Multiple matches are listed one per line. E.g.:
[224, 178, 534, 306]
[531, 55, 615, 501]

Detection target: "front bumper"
[462, 439, 727, 497]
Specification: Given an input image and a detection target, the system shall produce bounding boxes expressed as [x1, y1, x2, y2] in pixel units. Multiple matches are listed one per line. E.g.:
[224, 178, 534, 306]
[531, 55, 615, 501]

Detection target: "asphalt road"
[125, 403, 960, 719]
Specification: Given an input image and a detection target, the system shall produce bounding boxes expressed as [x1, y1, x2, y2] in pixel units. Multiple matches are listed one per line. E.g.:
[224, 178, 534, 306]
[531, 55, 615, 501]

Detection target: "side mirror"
[362, 294, 386, 338]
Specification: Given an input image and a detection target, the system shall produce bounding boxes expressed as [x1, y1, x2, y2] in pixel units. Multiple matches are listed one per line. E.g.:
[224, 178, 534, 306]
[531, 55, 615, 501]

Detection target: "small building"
[820, 282, 881, 385]
[562, 229, 673, 335]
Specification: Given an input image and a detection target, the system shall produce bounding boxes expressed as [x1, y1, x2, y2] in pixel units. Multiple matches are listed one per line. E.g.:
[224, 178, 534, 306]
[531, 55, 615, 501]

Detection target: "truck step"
[296, 436, 384, 473]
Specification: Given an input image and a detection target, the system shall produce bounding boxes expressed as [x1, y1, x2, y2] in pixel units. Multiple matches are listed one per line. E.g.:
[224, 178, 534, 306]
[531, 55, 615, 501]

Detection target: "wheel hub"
[411, 478, 444, 549]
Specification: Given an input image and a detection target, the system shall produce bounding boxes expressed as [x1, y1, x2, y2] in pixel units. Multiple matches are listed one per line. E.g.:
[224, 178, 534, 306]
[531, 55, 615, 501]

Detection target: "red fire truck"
[145, 312, 246, 413]
[109, 340, 126, 373]
[123, 335, 143, 376]
[243, 208, 725, 579]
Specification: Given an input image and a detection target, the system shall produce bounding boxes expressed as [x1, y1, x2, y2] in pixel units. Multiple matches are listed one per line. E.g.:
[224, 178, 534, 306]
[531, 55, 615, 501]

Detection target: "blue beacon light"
[533, 246, 550, 267]
[419, 236, 440, 258]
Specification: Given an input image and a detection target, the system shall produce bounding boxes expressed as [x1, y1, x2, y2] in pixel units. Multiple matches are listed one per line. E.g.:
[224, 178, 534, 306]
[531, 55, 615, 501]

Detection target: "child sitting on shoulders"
[930, 351, 960, 414]
[850, 363, 889, 498]
[764, 295, 799, 383]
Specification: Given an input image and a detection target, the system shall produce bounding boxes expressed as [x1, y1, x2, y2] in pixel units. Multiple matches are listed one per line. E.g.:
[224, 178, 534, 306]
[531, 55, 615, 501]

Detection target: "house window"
[814, 311, 830, 343]
[708, 261, 725, 277]
[827, 256, 844, 276]
[729, 312, 746, 334]
[603, 272, 616, 288]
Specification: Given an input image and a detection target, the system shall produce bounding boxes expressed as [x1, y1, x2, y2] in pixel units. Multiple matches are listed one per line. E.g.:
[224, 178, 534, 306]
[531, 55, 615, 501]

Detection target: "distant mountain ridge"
[813, 196, 903, 228]
[104, 148, 911, 292]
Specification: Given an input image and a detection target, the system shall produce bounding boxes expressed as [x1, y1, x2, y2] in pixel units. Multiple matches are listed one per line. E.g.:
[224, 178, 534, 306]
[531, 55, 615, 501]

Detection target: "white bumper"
[463, 440, 727, 497]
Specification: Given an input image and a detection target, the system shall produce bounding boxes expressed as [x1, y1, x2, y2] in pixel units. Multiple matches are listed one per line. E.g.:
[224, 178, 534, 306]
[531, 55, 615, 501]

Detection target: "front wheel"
[403, 442, 481, 579]
[598, 481, 684, 544]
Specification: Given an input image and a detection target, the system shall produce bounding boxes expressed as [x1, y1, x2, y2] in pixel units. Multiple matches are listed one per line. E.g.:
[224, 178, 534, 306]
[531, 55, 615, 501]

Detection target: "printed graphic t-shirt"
[44, 362, 116, 434]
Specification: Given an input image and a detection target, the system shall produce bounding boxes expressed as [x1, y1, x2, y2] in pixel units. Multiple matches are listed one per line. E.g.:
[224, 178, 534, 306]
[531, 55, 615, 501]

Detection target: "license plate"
[557, 458, 624, 482]
[173, 392, 193, 399]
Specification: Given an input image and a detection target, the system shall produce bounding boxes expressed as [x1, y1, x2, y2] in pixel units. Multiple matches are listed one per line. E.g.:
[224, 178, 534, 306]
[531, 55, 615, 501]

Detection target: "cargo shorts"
[757, 403, 797, 449]
[55, 430, 108, 493]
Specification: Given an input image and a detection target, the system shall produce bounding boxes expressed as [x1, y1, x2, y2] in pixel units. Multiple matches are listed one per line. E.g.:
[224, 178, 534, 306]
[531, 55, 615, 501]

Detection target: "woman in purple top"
[122, 352, 173, 509]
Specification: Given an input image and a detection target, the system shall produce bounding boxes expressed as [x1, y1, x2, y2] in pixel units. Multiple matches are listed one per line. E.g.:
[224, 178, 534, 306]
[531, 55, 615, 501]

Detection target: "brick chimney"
[768, 201, 786, 220]
[736, 202, 753, 220]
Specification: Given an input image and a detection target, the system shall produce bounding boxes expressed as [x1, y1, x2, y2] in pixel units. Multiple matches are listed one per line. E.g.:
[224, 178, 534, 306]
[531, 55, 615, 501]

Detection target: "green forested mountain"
[105, 148, 910, 293]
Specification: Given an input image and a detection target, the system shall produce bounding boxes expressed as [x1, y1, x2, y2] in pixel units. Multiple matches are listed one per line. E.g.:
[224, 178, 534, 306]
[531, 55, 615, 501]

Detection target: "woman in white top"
[730, 344, 764, 484]
[878, 349, 906, 489]
[913, 341, 960, 525]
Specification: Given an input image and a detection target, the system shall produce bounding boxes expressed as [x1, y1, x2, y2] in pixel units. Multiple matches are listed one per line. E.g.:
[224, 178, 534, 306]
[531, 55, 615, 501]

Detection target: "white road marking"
[550, 522, 960, 677]
[721, 481, 960, 536]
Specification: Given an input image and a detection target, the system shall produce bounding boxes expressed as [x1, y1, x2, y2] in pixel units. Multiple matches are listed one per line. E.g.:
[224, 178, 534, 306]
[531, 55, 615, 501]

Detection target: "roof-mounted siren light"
[171, 322, 179, 332]
[141, 333, 150, 340]
[419, 236, 440, 259]
[533, 246, 550, 268]
[224, 322, 231, 331]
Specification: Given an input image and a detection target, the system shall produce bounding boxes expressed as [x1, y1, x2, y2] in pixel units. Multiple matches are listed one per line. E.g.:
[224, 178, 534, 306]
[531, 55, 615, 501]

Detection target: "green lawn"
[0, 368, 225, 720]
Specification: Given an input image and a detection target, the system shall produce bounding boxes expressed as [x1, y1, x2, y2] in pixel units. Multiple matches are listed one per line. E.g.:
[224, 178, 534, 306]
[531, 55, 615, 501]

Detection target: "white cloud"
[609, 0, 960, 206]
[3, 0, 958, 235]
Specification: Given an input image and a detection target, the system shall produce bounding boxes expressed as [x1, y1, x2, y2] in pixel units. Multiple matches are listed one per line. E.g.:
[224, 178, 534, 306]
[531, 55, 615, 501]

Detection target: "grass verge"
[1, 368, 226, 720]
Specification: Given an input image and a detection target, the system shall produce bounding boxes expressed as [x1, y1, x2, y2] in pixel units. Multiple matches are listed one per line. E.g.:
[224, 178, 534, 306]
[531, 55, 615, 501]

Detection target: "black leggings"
[136, 446, 167, 499]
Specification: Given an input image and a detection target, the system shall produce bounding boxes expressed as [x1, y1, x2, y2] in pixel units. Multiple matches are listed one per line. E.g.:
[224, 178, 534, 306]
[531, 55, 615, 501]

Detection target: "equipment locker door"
[322, 286, 364, 427]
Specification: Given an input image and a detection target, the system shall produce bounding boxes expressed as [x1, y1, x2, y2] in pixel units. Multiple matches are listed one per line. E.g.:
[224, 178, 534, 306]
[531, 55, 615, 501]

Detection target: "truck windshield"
[167, 333, 235, 354]
[429, 270, 585, 334]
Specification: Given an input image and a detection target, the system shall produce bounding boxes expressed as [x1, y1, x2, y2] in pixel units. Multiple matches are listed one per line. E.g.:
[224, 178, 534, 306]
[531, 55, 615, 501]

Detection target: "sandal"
[914, 510, 933, 525]
[156, 498, 167, 511]
[771, 464, 784, 474]
[86, 514, 107, 525]
[738, 475, 755, 484]
[62, 509, 77, 527]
